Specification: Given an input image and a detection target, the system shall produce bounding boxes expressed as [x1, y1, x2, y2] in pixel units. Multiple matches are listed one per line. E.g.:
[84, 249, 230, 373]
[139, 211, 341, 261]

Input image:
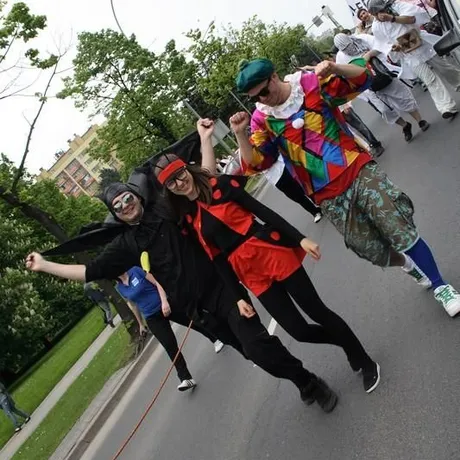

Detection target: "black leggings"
[258, 267, 372, 370]
[145, 313, 193, 382]
[201, 284, 314, 389]
[275, 168, 321, 217]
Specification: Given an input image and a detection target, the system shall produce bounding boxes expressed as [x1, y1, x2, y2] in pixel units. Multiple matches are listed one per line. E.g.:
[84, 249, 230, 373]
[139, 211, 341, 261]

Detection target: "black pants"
[200, 283, 314, 389]
[258, 267, 372, 370]
[169, 310, 217, 344]
[145, 313, 193, 381]
[342, 108, 380, 147]
[275, 168, 321, 217]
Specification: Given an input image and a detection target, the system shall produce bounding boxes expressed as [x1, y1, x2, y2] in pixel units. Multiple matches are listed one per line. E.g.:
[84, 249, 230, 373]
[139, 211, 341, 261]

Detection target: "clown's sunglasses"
[247, 76, 272, 103]
[112, 193, 135, 213]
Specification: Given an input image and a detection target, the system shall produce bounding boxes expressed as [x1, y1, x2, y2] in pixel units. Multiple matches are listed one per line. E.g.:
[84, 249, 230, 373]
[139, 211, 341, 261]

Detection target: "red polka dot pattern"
[209, 177, 217, 187]
[213, 189, 222, 200]
[270, 231, 281, 241]
[186, 214, 193, 223]
[230, 179, 240, 188]
[181, 228, 188, 235]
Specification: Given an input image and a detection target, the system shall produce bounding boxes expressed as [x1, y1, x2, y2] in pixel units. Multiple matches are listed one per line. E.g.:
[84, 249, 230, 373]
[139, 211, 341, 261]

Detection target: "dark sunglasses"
[165, 168, 188, 190]
[112, 192, 135, 213]
[247, 76, 272, 103]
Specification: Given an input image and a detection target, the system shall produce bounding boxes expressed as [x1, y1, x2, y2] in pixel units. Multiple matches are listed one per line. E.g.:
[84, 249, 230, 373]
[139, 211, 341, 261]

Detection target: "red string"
[112, 319, 194, 460]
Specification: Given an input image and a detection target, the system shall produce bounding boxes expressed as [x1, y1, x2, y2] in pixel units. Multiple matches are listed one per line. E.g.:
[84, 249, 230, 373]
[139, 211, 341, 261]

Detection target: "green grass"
[13, 326, 133, 460]
[0, 307, 107, 449]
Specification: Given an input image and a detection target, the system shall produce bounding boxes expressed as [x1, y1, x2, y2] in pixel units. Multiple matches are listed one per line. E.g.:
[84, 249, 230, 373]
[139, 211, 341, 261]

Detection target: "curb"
[62, 335, 160, 460]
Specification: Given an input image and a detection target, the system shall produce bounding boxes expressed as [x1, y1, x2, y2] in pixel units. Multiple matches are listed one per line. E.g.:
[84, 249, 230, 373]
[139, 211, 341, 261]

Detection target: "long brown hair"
[153, 153, 215, 222]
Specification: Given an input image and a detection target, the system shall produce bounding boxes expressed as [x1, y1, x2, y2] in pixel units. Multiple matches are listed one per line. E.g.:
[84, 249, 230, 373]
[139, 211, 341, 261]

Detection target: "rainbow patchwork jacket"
[244, 60, 372, 196]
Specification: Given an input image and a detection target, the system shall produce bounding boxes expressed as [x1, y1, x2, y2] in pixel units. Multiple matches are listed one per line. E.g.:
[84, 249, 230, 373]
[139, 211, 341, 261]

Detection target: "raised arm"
[229, 111, 278, 174]
[196, 118, 217, 174]
[315, 59, 372, 107]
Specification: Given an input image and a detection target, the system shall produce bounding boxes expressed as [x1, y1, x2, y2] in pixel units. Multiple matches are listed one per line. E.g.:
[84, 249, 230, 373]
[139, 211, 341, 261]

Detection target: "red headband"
[157, 158, 187, 185]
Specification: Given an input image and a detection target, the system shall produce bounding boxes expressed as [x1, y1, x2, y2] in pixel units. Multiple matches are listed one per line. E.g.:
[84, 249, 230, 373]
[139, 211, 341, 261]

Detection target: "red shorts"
[228, 236, 305, 297]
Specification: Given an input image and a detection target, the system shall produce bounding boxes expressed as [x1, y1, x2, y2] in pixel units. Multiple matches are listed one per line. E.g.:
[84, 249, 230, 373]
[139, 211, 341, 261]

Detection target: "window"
[80, 173, 91, 185]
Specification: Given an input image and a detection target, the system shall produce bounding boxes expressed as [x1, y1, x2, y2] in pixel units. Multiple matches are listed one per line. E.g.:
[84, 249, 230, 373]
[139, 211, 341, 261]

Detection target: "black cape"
[42, 130, 202, 257]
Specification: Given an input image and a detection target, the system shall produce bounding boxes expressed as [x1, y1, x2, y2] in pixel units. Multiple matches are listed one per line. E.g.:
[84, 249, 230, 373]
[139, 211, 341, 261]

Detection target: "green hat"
[236, 58, 275, 93]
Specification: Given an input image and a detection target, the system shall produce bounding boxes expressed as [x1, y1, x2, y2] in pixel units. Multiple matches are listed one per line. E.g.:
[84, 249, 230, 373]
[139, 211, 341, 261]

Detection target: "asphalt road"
[83, 87, 460, 460]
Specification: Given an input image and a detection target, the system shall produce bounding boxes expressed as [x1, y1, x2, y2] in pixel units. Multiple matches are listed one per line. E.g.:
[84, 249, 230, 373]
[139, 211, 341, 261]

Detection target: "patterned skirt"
[320, 162, 419, 267]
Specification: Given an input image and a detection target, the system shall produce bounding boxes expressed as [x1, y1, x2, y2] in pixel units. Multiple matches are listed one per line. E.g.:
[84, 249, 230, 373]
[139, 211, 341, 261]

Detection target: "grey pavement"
[0, 315, 122, 460]
[27, 87, 460, 460]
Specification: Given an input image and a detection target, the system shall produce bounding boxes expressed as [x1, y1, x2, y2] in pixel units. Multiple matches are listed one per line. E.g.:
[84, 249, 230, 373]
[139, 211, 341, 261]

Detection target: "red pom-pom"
[270, 231, 281, 241]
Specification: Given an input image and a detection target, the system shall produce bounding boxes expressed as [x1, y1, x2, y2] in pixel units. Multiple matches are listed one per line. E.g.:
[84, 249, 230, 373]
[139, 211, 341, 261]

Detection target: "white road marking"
[267, 318, 278, 335]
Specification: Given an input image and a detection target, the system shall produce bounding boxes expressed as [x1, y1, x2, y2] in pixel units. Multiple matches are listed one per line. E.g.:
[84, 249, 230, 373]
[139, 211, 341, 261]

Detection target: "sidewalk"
[0, 316, 122, 460]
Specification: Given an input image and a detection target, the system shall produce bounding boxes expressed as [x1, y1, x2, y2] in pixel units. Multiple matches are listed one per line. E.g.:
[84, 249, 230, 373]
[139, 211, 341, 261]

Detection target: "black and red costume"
[161, 168, 374, 372]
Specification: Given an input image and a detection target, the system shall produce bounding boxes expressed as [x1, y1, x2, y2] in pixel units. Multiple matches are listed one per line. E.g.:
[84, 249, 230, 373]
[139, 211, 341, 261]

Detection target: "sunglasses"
[112, 192, 135, 213]
[165, 168, 188, 190]
[247, 77, 272, 103]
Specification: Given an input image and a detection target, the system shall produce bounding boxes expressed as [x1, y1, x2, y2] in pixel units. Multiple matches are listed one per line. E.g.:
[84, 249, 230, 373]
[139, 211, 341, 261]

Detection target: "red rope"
[112, 319, 194, 460]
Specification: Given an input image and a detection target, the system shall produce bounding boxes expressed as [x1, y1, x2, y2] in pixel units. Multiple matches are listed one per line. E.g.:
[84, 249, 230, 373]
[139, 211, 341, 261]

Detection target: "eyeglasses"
[112, 192, 135, 213]
[248, 77, 272, 103]
[165, 168, 188, 190]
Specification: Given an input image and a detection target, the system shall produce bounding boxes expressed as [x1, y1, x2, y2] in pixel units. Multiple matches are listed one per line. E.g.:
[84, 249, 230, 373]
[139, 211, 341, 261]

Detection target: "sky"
[0, 0, 355, 174]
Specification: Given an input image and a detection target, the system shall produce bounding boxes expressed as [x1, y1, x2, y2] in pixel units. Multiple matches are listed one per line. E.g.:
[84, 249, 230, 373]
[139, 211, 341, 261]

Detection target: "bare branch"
[11, 57, 61, 193]
[0, 31, 18, 65]
[0, 72, 41, 101]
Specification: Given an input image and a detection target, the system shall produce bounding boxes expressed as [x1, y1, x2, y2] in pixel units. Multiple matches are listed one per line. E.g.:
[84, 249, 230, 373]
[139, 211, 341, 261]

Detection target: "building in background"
[37, 125, 121, 197]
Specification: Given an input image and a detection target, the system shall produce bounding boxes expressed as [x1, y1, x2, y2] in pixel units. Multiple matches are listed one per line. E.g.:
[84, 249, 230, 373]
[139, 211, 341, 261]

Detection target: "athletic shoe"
[300, 377, 338, 412]
[362, 361, 381, 394]
[313, 213, 322, 224]
[370, 144, 385, 158]
[403, 122, 413, 142]
[214, 340, 225, 353]
[418, 120, 430, 132]
[402, 256, 432, 289]
[14, 426, 22, 433]
[434, 284, 460, 317]
[25, 416, 31, 423]
[177, 379, 197, 392]
[442, 111, 458, 121]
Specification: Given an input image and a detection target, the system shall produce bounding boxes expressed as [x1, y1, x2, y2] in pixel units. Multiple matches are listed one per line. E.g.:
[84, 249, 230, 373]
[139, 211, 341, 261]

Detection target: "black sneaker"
[362, 361, 381, 394]
[418, 120, 430, 131]
[300, 377, 338, 413]
[442, 111, 458, 121]
[402, 122, 413, 142]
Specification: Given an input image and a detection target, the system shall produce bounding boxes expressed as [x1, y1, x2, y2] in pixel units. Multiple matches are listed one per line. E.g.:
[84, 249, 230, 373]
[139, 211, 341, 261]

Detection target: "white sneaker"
[434, 284, 460, 317]
[402, 256, 432, 289]
[177, 379, 197, 392]
[314, 213, 322, 223]
[214, 340, 225, 354]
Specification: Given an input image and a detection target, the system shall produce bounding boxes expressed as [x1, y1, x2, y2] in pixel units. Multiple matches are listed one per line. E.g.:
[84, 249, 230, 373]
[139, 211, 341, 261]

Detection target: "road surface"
[83, 88, 460, 460]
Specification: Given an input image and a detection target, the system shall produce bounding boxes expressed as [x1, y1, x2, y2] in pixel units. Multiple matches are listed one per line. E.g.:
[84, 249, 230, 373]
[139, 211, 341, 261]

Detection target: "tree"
[186, 17, 324, 115]
[59, 30, 191, 175]
[0, 1, 55, 100]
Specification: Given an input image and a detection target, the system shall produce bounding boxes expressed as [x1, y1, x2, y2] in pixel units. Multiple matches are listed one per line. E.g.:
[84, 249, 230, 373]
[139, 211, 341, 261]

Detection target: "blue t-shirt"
[116, 267, 162, 319]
